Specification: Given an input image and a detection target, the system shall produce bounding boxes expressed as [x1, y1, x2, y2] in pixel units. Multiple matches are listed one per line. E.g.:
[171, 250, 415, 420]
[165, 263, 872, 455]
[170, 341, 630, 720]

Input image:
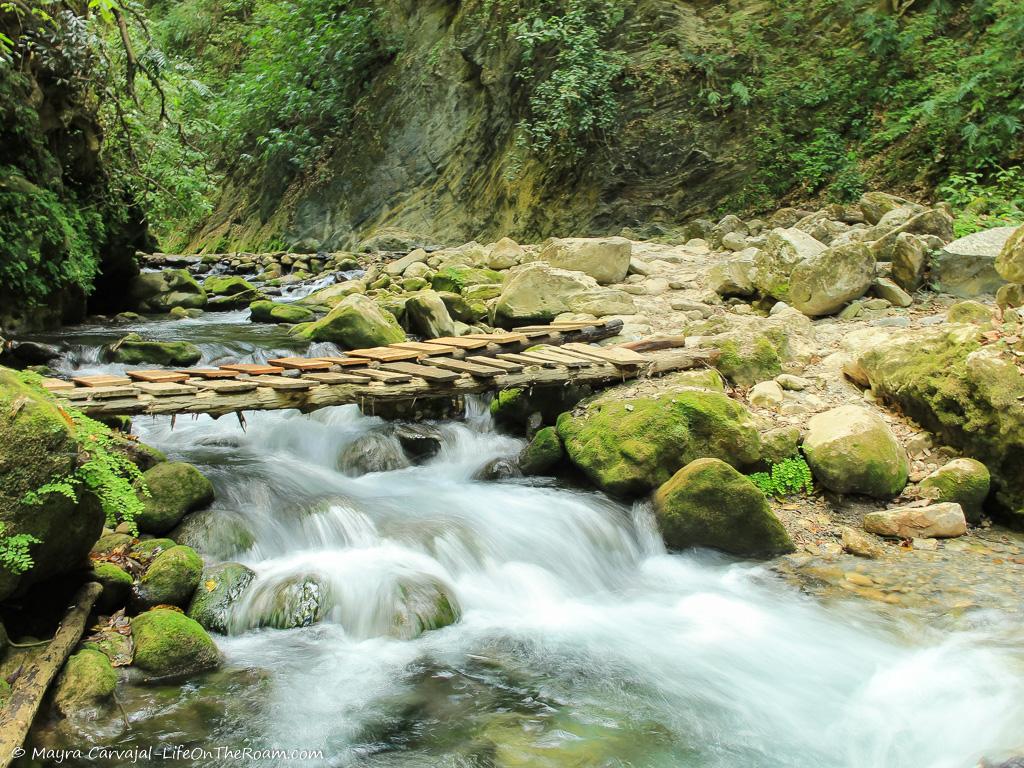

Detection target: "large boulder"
[296, 280, 365, 309]
[857, 327, 1024, 519]
[293, 294, 406, 347]
[131, 608, 222, 677]
[248, 300, 315, 325]
[384, 248, 428, 276]
[788, 242, 875, 316]
[136, 461, 214, 535]
[859, 192, 913, 225]
[752, 228, 827, 302]
[556, 390, 761, 498]
[202, 276, 263, 310]
[919, 458, 990, 523]
[931, 226, 1015, 297]
[486, 237, 525, 270]
[405, 290, 457, 338]
[995, 224, 1024, 283]
[653, 458, 794, 557]
[708, 255, 756, 298]
[494, 263, 634, 325]
[891, 233, 930, 292]
[52, 649, 117, 719]
[869, 209, 954, 261]
[187, 562, 255, 634]
[135, 544, 203, 608]
[103, 333, 202, 367]
[803, 405, 909, 498]
[536, 237, 632, 284]
[0, 370, 106, 601]
[863, 502, 967, 539]
[128, 269, 207, 312]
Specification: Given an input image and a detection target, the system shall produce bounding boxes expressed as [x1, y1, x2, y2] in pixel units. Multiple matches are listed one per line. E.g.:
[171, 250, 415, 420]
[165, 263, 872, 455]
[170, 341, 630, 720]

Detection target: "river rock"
[995, 224, 1024, 283]
[391, 576, 460, 639]
[92, 562, 133, 613]
[170, 508, 255, 559]
[536, 237, 631, 284]
[0, 369, 106, 601]
[919, 458, 990, 523]
[103, 333, 202, 367]
[53, 649, 117, 719]
[863, 502, 967, 539]
[788, 242, 874, 316]
[248, 300, 315, 324]
[931, 226, 1015, 297]
[489, 385, 593, 433]
[294, 294, 406, 347]
[187, 562, 255, 634]
[431, 265, 502, 294]
[749, 380, 784, 409]
[297, 280, 365, 309]
[494, 262, 632, 324]
[752, 228, 827, 302]
[385, 248, 428, 276]
[708, 256, 756, 298]
[487, 237, 524, 270]
[803, 405, 909, 498]
[406, 290, 457, 338]
[473, 456, 522, 480]
[653, 458, 794, 557]
[557, 389, 761, 498]
[840, 526, 885, 558]
[257, 576, 326, 629]
[128, 269, 207, 312]
[131, 608, 222, 677]
[338, 431, 410, 476]
[136, 461, 215, 535]
[891, 232, 929, 291]
[135, 544, 203, 608]
[394, 424, 443, 463]
[518, 426, 564, 475]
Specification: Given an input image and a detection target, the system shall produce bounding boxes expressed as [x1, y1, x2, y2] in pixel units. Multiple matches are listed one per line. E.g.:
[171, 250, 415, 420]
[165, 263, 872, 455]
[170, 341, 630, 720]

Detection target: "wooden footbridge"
[38, 320, 713, 419]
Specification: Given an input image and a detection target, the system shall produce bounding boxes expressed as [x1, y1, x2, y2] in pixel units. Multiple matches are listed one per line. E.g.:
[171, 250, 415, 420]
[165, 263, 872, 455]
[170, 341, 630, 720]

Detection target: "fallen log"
[0, 582, 102, 768]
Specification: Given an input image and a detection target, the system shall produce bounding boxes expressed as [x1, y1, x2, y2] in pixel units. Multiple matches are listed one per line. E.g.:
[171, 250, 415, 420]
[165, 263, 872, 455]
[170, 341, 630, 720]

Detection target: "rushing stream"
[24, 308, 1024, 767]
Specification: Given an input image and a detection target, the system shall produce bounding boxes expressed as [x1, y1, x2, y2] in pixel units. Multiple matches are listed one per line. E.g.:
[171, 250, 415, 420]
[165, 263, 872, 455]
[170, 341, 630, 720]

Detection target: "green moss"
[187, 562, 255, 634]
[919, 458, 991, 523]
[248, 300, 316, 324]
[947, 301, 993, 325]
[293, 294, 406, 347]
[92, 562, 134, 613]
[104, 333, 202, 367]
[131, 608, 222, 678]
[490, 385, 592, 433]
[431, 266, 502, 294]
[53, 649, 117, 716]
[715, 336, 783, 387]
[136, 462, 214, 535]
[202, 275, 255, 295]
[518, 426, 564, 475]
[137, 545, 203, 608]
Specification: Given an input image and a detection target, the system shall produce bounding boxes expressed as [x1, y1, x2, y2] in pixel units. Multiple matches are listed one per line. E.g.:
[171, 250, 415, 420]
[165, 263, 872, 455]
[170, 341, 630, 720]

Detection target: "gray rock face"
[931, 226, 1016, 297]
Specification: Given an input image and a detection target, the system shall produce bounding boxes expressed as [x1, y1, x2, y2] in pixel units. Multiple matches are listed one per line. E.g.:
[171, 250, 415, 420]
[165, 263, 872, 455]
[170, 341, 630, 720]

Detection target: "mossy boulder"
[103, 333, 202, 367]
[431, 265, 502, 294]
[91, 532, 134, 557]
[52, 649, 117, 718]
[136, 461, 214, 535]
[947, 300, 993, 325]
[919, 458, 991, 523]
[438, 291, 487, 323]
[130, 537, 177, 560]
[653, 458, 794, 557]
[0, 369, 106, 601]
[131, 608, 222, 678]
[91, 562, 133, 613]
[490, 384, 592, 434]
[136, 545, 203, 608]
[405, 290, 457, 338]
[296, 280, 365, 308]
[858, 327, 1024, 519]
[170, 509, 256, 559]
[128, 269, 207, 312]
[752, 227, 826, 301]
[187, 562, 255, 634]
[713, 332, 784, 387]
[251, 576, 326, 630]
[518, 427, 564, 475]
[203, 275, 256, 296]
[995, 223, 1024, 283]
[292, 293, 406, 347]
[759, 426, 802, 466]
[803, 405, 909, 498]
[248, 300, 315, 325]
[556, 389, 762, 498]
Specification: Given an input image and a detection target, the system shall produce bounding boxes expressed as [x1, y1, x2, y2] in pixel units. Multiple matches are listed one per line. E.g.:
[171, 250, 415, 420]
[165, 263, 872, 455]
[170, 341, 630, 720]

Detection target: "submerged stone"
[188, 562, 255, 634]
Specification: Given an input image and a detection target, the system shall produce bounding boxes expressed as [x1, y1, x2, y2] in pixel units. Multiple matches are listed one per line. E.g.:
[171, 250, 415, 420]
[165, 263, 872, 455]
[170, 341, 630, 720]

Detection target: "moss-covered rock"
[131, 608, 222, 678]
[292, 293, 406, 347]
[90, 532, 134, 556]
[392, 577, 460, 639]
[0, 369, 106, 601]
[103, 333, 202, 367]
[653, 458, 794, 557]
[431, 265, 502, 294]
[714, 333, 784, 387]
[203, 275, 256, 296]
[556, 389, 761, 498]
[919, 458, 991, 523]
[136, 544, 203, 608]
[187, 562, 255, 634]
[52, 649, 117, 718]
[170, 509, 256, 559]
[253, 576, 325, 630]
[92, 562, 134, 613]
[518, 427, 564, 475]
[490, 384, 592, 434]
[858, 327, 1024, 519]
[995, 223, 1024, 283]
[136, 461, 214, 535]
[296, 280, 365, 308]
[803, 405, 909, 498]
[759, 426, 802, 466]
[438, 291, 487, 323]
[947, 300, 993, 325]
[130, 537, 177, 560]
[248, 300, 315, 325]
[128, 269, 207, 313]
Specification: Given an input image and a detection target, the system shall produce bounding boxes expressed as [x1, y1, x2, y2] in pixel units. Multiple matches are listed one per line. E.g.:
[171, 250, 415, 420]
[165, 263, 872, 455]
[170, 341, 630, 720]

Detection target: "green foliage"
[0, 522, 41, 575]
[937, 165, 1024, 236]
[750, 457, 814, 498]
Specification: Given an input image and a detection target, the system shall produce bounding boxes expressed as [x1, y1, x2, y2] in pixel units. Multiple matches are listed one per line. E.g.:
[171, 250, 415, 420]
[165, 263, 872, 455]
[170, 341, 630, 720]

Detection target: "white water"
[100, 404, 1024, 768]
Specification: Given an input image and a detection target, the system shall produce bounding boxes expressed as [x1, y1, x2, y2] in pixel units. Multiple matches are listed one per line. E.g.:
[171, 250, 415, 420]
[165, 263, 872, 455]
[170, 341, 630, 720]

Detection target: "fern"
[750, 457, 814, 498]
[0, 523, 41, 576]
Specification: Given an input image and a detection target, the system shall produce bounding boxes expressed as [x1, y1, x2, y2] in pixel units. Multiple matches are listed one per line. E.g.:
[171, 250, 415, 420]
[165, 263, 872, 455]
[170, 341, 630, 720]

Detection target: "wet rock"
[170, 509, 255, 559]
[995, 223, 1024, 283]
[187, 562, 255, 634]
[103, 333, 202, 367]
[137, 461, 215, 535]
[131, 608, 222, 677]
[863, 502, 967, 539]
[931, 226, 1015, 297]
[395, 424, 443, 463]
[293, 293, 406, 347]
[489, 384, 592, 433]
[473, 456, 522, 481]
[248, 300, 315, 324]
[92, 562, 133, 613]
[803, 405, 909, 498]
[338, 431, 410, 476]
[2, 340, 61, 366]
[840, 526, 885, 558]
[53, 649, 117, 719]
[536, 237, 631, 284]
[518, 427, 564, 475]
[919, 458, 990, 523]
[654, 458, 794, 558]
[557, 389, 761, 498]
[257, 576, 325, 629]
[391, 577, 460, 639]
[135, 544, 203, 608]
[128, 268, 207, 312]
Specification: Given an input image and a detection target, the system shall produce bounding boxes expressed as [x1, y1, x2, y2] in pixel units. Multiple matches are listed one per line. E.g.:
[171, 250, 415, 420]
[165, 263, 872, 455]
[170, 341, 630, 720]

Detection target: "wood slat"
[391, 341, 459, 356]
[267, 356, 333, 372]
[346, 346, 422, 362]
[127, 370, 191, 383]
[135, 381, 197, 396]
[514, 322, 594, 332]
[467, 355, 523, 373]
[516, 349, 591, 368]
[62, 386, 138, 400]
[426, 336, 491, 350]
[72, 374, 132, 388]
[311, 355, 368, 367]
[302, 372, 374, 384]
[460, 332, 528, 345]
[426, 358, 505, 378]
[219, 363, 285, 375]
[378, 361, 462, 383]
[183, 368, 241, 379]
[40, 378, 75, 391]
[496, 352, 558, 369]
[251, 375, 313, 390]
[349, 368, 414, 384]
[534, 346, 600, 363]
[561, 342, 648, 367]
[187, 378, 258, 393]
